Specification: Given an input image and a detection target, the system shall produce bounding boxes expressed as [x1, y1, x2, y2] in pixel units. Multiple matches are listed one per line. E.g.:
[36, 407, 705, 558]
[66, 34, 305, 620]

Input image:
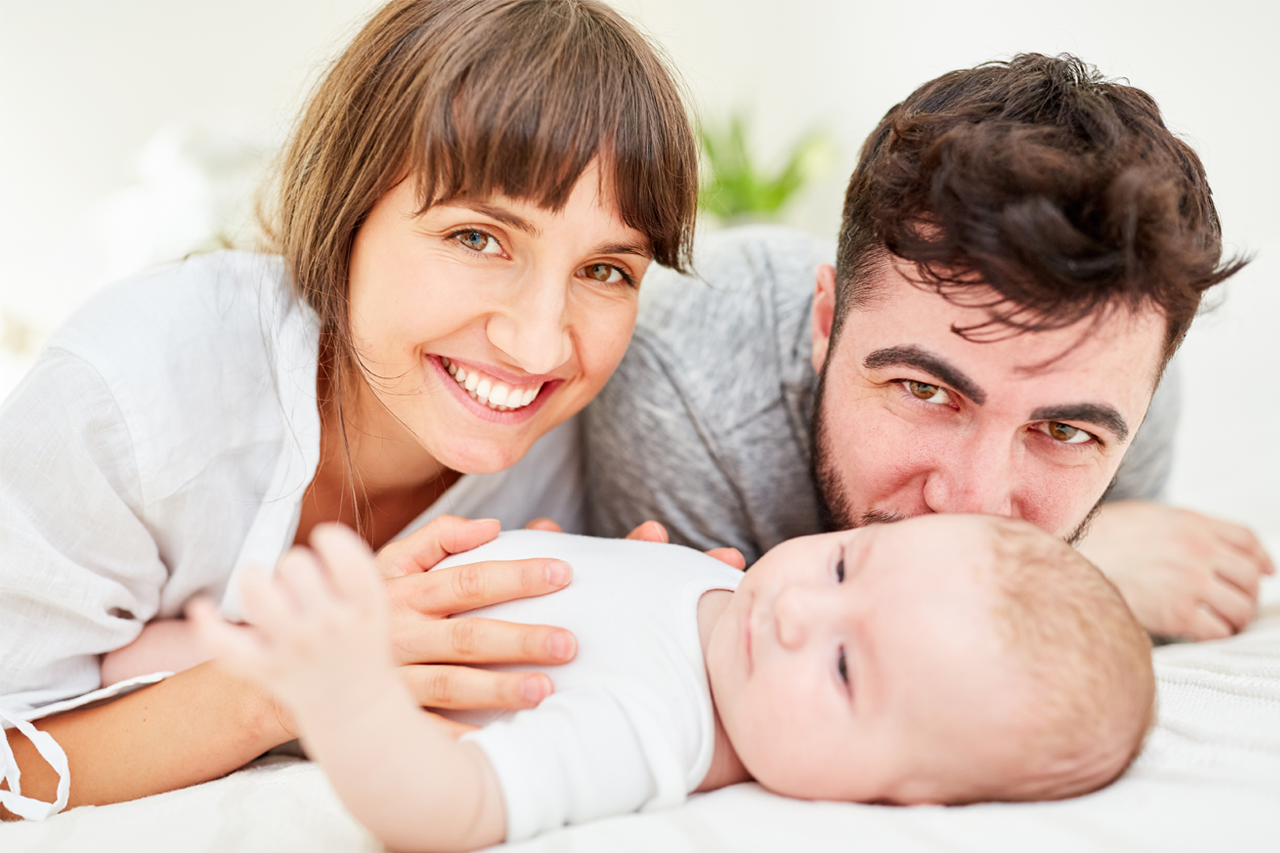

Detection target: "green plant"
[699, 111, 831, 222]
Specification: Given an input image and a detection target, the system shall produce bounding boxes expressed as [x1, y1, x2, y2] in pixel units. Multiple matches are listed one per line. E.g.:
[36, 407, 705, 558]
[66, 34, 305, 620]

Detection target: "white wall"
[2, 0, 1276, 535]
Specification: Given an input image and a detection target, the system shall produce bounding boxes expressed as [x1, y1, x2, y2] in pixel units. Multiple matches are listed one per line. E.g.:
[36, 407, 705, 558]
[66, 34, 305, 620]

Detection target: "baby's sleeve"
[463, 684, 689, 842]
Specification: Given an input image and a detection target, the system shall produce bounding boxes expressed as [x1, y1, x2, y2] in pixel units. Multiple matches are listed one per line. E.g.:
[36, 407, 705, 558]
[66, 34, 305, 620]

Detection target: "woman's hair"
[832, 53, 1246, 366]
[261, 0, 697, 383]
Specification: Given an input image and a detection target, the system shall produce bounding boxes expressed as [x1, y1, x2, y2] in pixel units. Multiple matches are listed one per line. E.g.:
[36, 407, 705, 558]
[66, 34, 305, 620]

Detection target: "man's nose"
[921, 434, 1016, 517]
[485, 270, 572, 374]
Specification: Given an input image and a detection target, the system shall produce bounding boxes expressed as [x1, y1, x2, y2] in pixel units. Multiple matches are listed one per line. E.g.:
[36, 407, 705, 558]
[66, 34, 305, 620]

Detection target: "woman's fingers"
[387, 558, 572, 617]
[706, 547, 746, 570]
[421, 708, 481, 740]
[400, 664, 555, 710]
[376, 515, 503, 579]
[524, 517, 563, 532]
[625, 520, 669, 543]
[390, 617, 576, 667]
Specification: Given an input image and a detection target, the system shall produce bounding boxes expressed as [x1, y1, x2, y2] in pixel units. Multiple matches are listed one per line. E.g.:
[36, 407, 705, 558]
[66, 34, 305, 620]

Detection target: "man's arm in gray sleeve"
[1106, 356, 1182, 502]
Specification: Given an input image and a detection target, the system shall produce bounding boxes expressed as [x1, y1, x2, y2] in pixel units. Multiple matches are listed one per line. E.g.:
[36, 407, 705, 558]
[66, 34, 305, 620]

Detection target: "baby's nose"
[773, 585, 812, 649]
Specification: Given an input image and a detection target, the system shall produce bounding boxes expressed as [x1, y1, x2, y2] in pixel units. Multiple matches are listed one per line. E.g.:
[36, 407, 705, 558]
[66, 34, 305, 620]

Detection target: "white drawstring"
[0, 707, 70, 820]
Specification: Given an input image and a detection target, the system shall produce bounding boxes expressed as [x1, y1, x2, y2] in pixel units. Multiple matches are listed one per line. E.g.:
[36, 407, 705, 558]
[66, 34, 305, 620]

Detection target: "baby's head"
[705, 513, 1154, 804]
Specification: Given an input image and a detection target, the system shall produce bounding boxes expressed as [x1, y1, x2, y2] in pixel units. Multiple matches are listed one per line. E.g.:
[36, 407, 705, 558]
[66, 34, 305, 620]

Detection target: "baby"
[192, 514, 1155, 852]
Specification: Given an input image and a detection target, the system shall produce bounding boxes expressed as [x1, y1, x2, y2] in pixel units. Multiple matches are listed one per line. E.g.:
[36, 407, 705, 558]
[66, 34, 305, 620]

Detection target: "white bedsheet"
[6, 537, 1280, 853]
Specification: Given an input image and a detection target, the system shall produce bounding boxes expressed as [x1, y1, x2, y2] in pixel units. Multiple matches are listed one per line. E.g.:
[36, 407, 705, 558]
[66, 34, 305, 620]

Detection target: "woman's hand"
[373, 515, 577, 711]
[107, 515, 577, 716]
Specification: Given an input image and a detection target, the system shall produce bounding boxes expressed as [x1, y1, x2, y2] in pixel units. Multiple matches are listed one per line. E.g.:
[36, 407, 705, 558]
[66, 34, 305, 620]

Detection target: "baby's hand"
[190, 524, 399, 720]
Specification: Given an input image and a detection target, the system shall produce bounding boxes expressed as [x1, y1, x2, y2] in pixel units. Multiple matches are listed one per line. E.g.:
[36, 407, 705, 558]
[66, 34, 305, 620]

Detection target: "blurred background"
[1, 0, 1276, 538]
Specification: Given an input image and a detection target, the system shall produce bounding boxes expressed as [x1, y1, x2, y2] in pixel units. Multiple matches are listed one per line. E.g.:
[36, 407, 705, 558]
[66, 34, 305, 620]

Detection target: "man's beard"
[810, 361, 906, 532]
[810, 356, 1116, 543]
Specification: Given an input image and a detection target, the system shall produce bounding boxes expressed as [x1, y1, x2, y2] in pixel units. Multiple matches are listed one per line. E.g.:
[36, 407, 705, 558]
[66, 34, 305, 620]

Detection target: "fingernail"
[545, 560, 572, 587]
[467, 518, 500, 526]
[521, 674, 551, 705]
[546, 631, 576, 661]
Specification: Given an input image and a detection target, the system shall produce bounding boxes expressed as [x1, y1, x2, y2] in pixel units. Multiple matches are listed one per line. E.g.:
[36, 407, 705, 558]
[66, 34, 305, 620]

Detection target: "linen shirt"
[0, 251, 586, 722]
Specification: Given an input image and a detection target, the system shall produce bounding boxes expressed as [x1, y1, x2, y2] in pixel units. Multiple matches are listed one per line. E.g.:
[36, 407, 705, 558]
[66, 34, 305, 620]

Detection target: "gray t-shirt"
[585, 226, 1179, 563]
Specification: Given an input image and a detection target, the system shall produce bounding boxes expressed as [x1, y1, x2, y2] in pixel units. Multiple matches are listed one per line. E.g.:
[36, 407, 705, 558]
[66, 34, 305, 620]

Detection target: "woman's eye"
[581, 262, 630, 285]
[1044, 421, 1093, 445]
[903, 380, 951, 405]
[454, 230, 501, 254]
[835, 558, 845, 583]
[837, 647, 849, 685]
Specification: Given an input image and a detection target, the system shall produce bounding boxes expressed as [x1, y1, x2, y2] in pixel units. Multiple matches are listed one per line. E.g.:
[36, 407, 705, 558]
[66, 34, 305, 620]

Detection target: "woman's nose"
[486, 272, 572, 374]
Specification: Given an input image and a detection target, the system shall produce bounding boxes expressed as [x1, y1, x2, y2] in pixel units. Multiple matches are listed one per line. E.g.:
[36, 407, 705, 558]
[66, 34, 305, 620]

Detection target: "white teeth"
[441, 357, 543, 412]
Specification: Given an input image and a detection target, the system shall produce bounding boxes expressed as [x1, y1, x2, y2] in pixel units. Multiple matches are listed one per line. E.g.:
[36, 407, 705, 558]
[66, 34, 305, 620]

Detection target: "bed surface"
[7, 536, 1280, 853]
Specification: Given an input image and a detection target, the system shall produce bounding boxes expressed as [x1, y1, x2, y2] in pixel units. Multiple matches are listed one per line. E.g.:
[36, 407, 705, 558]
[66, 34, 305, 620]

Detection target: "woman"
[0, 0, 696, 819]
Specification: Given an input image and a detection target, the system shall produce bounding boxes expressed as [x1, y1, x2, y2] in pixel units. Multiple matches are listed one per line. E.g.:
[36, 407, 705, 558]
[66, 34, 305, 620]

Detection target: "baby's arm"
[190, 524, 506, 853]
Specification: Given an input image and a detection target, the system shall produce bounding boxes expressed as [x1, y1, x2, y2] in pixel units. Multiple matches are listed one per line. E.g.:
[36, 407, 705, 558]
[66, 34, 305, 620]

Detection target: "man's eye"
[837, 647, 849, 685]
[580, 263, 631, 286]
[454, 230, 501, 254]
[903, 380, 951, 404]
[1045, 422, 1092, 444]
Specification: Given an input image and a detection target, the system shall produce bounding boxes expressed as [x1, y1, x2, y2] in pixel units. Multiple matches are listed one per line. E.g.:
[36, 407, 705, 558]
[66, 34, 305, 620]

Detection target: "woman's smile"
[431, 355, 557, 423]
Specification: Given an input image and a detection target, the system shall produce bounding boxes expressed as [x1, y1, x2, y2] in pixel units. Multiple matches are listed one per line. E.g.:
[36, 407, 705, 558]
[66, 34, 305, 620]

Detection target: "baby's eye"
[837, 647, 849, 685]
[1042, 421, 1094, 445]
[835, 558, 845, 583]
[903, 380, 952, 405]
[454, 229, 502, 255]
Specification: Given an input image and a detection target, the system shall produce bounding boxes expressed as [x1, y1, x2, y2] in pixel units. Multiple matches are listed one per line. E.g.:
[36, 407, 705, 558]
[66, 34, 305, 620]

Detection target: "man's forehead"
[847, 260, 1168, 389]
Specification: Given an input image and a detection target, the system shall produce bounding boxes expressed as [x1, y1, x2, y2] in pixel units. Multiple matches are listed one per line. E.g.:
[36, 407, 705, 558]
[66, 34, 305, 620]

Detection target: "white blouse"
[0, 252, 585, 816]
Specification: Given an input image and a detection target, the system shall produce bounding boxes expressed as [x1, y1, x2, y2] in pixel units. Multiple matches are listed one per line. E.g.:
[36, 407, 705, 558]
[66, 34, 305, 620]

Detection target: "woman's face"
[345, 160, 650, 475]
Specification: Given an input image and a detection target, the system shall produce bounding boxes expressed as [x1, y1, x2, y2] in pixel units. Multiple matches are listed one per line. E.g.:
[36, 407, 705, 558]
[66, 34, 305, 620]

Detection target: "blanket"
[6, 536, 1279, 853]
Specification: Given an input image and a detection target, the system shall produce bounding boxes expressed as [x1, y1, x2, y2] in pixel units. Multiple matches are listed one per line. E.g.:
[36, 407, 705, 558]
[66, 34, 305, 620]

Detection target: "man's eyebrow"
[448, 201, 539, 236]
[1030, 404, 1129, 442]
[863, 346, 986, 405]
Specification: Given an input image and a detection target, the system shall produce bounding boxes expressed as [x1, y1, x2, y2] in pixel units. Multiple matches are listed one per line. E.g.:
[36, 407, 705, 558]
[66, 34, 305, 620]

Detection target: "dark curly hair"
[833, 53, 1246, 365]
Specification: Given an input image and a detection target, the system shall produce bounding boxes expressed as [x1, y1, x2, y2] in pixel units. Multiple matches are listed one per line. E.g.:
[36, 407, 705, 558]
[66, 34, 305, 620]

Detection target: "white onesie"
[437, 530, 744, 843]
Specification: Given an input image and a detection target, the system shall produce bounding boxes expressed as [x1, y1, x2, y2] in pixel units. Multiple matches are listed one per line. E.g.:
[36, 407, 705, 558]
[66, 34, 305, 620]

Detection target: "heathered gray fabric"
[584, 226, 1179, 564]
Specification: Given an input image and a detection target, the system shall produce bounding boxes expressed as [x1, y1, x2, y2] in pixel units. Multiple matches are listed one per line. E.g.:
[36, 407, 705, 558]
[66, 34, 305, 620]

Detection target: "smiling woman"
[0, 0, 696, 820]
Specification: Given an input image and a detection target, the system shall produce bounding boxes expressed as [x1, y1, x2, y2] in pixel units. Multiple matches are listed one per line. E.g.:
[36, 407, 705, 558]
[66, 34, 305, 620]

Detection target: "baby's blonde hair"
[984, 517, 1155, 801]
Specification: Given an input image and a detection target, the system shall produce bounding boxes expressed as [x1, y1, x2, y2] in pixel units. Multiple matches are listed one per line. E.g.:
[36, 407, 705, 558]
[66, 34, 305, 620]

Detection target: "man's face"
[809, 257, 1167, 540]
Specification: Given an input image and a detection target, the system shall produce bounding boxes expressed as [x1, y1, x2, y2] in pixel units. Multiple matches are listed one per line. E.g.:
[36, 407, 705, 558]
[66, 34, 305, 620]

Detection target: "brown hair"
[986, 518, 1155, 802]
[833, 53, 1246, 365]
[261, 0, 697, 384]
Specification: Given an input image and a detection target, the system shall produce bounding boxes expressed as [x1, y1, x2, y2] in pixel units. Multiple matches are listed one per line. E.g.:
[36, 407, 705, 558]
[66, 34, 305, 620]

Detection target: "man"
[585, 53, 1274, 641]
